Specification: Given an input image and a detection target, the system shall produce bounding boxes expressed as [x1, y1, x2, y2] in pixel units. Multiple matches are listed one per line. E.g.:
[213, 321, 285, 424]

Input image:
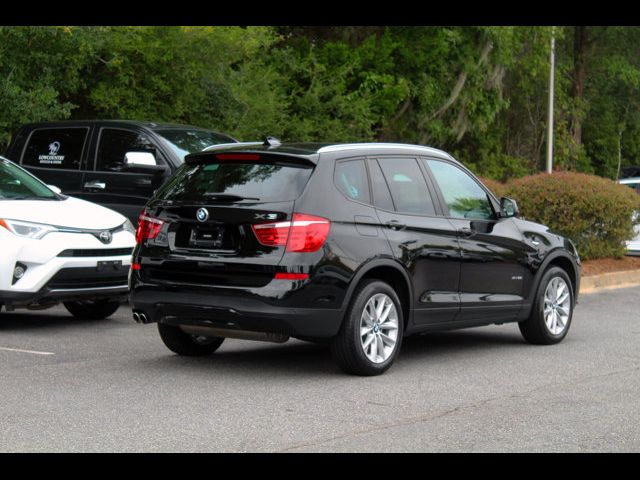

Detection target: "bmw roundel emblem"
[196, 208, 209, 222]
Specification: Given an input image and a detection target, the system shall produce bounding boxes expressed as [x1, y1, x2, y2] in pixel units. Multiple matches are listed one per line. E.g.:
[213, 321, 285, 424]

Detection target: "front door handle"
[84, 181, 106, 191]
[386, 220, 406, 231]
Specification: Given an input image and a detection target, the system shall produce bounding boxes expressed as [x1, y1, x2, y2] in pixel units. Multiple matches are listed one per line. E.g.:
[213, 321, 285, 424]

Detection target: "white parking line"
[0, 346, 55, 356]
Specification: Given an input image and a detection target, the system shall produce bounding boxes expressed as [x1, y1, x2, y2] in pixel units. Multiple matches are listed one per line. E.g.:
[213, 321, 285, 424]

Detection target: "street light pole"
[546, 28, 556, 174]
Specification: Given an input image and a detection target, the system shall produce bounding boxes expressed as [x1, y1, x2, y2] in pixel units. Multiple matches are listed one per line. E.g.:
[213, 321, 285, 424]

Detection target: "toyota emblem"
[98, 231, 113, 244]
[196, 208, 209, 222]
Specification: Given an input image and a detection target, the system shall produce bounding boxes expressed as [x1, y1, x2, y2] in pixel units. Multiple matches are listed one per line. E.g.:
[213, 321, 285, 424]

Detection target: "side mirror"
[47, 185, 62, 194]
[123, 151, 167, 174]
[500, 197, 520, 218]
[125, 151, 157, 167]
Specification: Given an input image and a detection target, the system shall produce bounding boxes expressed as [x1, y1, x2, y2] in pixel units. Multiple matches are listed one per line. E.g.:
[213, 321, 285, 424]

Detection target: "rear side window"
[334, 159, 370, 204]
[368, 159, 395, 211]
[377, 157, 436, 215]
[155, 160, 313, 203]
[21, 128, 88, 169]
[96, 128, 159, 172]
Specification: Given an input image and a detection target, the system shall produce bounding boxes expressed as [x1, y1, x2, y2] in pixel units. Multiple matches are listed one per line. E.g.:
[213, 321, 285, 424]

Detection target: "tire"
[63, 299, 120, 319]
[157, 323, 225, 356]
[519, 266, 574, 345]
[330, 279, 404, 376]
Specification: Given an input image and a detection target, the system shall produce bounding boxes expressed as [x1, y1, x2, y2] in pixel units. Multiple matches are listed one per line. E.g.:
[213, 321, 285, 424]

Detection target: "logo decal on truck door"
[38, 141, 65, 165]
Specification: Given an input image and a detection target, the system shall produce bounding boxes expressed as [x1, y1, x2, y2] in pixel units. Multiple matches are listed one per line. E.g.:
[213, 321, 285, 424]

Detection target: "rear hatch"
[138, 153, 314, 288]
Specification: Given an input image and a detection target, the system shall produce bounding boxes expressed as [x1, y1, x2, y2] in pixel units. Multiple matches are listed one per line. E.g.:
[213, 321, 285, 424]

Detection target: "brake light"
[216, 154, 261, 161]
[252, 213, 330, 253]
[135, 210, 164, 244]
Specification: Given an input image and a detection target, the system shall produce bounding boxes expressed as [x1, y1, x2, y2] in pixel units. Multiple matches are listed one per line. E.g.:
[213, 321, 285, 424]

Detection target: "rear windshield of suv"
[155, 161, 313, 203]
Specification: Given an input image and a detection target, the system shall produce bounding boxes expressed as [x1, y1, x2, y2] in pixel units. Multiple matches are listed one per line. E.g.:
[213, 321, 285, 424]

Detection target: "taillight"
[286, 214, 331, 252]
[252, 221, 290, 247]
[135, 210, 164, 244]
[252, 213, 330, 253]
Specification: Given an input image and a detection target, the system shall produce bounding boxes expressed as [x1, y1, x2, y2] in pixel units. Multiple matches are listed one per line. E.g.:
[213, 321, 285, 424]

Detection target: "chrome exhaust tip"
[133, 312, 140, 323]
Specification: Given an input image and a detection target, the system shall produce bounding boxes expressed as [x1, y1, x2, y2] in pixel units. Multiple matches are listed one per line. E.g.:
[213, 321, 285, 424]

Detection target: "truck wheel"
[63, 299, 120, 319]
[519, 266, 574, 345]
[330, 279, 404, 376]
[157, 323, 225, 356]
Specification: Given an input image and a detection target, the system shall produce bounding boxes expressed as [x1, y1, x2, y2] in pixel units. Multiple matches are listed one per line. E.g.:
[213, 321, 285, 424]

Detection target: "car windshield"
[156, 129, 236, 161]
[0, 157, 57, 200]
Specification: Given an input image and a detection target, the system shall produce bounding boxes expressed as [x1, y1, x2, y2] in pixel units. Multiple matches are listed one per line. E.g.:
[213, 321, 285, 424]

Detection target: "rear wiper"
[202, 193, 260, 202]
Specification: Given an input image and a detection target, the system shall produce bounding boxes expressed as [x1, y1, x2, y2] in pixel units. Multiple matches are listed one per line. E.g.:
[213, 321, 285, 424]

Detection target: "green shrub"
[504, 172, 640, 260]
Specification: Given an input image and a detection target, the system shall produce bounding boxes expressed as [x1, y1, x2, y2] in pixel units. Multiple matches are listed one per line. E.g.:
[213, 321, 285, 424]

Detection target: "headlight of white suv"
[0, 219, 58, 239]
[122, 219, 136, 235]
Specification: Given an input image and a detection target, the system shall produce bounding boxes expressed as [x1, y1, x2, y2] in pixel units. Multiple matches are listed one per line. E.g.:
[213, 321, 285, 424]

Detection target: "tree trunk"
[571, 26, 588, 146]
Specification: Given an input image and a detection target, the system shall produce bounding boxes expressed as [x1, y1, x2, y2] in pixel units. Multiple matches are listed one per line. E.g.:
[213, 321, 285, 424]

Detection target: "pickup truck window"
[96, 128, 158, 172]
[21, 128, 88, 170]
[156, 129, 236, 161]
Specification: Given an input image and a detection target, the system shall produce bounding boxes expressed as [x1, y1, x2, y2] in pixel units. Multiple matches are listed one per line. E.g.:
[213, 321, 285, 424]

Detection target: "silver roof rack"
[317, 143, 451, 157]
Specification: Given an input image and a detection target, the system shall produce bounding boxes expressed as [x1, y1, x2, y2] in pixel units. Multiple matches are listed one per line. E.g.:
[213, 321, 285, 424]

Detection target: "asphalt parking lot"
[1, 286, 639, 452]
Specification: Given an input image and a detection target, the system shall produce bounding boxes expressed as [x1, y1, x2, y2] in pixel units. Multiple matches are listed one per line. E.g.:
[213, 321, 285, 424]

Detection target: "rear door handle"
[386, 220, 406, 231]
[84, 181, 106, 191]
[458, 227, 475, 237]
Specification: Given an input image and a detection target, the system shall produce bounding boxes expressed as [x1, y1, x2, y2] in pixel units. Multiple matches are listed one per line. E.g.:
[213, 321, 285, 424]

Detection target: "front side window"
[425, 159, 494, 220]
[334, 159, 370, 204]
[377, 157, 436, 215]
[96, 129, 158, 172]
[21, 128, 88, 170]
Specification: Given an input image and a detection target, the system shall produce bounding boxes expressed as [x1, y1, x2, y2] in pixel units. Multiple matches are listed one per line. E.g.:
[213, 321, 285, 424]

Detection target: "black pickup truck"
[4, 120, 236, 223]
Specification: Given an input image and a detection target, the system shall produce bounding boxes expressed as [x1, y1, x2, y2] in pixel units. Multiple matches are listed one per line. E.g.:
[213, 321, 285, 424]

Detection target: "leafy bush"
[504, 172, 640, 260]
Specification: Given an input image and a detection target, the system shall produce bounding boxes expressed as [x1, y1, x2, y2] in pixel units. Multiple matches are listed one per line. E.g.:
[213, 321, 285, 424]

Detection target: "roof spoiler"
[203, 136, 282, 153]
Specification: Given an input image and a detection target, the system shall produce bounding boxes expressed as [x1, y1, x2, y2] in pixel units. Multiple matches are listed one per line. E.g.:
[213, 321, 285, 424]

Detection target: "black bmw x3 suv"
[130, 141, 581, 376]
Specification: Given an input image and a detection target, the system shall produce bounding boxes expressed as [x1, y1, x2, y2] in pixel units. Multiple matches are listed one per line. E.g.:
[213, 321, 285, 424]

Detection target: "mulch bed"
[581, 256, 640, 277]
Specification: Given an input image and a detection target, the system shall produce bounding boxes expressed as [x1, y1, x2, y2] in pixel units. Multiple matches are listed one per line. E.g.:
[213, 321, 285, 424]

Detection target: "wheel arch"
[341, 258, 414, 331]
[529, 250, 581, 306]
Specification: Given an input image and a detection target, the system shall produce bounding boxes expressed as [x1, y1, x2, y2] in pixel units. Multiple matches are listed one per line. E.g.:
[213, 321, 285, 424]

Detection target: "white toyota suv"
[0, 156, 136, 318]
[619, 177, 640, 255]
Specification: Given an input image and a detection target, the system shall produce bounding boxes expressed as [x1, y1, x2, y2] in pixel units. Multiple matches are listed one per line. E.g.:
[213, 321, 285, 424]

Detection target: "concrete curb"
[580, 269, 640, 294]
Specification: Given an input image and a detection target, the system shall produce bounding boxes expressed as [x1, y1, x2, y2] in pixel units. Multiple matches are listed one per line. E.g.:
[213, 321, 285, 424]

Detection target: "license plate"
[97, 260, 123, 272]
[189, 226, 224, 248]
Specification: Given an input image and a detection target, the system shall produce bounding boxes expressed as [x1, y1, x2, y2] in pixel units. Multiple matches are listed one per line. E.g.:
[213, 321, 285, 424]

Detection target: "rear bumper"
[130, 284, 344, 339]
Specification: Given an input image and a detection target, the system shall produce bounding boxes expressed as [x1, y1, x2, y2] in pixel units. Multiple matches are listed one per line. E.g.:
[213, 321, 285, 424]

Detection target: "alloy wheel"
[360, 293, 399, 363]
[543, 277, 571, 335]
